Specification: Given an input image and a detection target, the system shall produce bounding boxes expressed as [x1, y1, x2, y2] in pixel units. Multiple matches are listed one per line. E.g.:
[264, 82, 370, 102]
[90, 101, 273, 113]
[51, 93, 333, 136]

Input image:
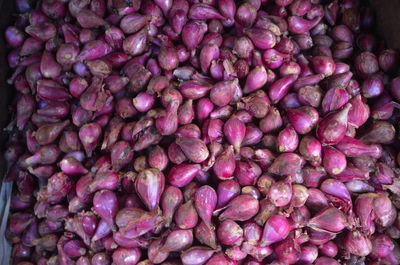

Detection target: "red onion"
[217, 220, 243, 246]
[347, 94, 370, 128]
[175, 199, 198, 229]
[182, 20, 207, 51]
[112, 248, 141, 265]
[194, 185, 217, 229]
[268, 153, 304, 176]
[299, 243, 318, 264]
[344, 230, 372, 256]
[275, 236, 301, 264]
[195, 221, 217, 249]
[268, 177, 293, 207]
[216, 180, 240, 209]
[316, 103, 351, 145]
[359, 121, 396, 144]
[319, 241, 338, 258]
[299, 135, 322, 167]
[213, 146, 235, 180]
[162, 229, 193, 252]
[245, 28, 276, 50]
[236, 3, 257, 28]
[287, 106, 319, 134]
[259, 106, 283, 133]
[355, 51, 379, 76]
[122, 27, 148, 56]
[268, 74, 298, 103]
[210, 79, 237, 107]
[320, 179, 352, 212]
[336, 136, 382, 158]
[362, 74, 384, 98]
[233, 160, 261, 186]
[93, 190, 118, 231]
[263, 49, 285, 69]
[135, 168, 165, 211]
[308, 207, 347, 233]
[181, 246, 219, 265]
[260, 215, 290, 246]
[305, 188, 328, 212]
[315, 257, 340, 265]
[370, 234, 394, 259]
[322, 146, 347, 175]
[219, 195, 259, 222]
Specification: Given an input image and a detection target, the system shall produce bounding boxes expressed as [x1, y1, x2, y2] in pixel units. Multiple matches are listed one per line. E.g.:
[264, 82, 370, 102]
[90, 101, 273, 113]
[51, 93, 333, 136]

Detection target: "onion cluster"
[4, 0, 400, 264]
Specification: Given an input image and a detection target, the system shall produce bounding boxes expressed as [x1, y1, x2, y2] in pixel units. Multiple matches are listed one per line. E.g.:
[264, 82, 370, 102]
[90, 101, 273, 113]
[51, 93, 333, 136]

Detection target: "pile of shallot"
[4, 0, 400, 264]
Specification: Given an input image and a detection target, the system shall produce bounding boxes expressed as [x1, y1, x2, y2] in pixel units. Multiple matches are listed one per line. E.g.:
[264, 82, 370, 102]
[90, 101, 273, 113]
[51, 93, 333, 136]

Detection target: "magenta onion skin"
[344, 230, 372, 257]
[268, 74, 298, 104]
[168, 163, 201, 188]
[182, 20, 208, 51]
[216, 180, 241, 209]
[204, 253, 229, 265]
[224, 118, 246, 153]
[259, 106, 283, 133]
[358, 121, 396, 144]
[299, 243, 318, 264]
[210, 79, 237, 107]
[112, 248, 141, 265]
[308, 206, 347, 233]
[161, 186, 183, 228]
[268, 177, 292, 207]
[288, 15, 321, 34]
[176, 138, 209, 163]
[162, 229, 193, 252]
[315, 257, 340, 265]
[244, 28, 276, 50]
[320, 178, 352, 212]
[181, 246, 219, 265]
[355, 51, 379, 76]
[322, 146, 347, 175]
[370, 234, 394, 259]
[148, 146, 169, 171]
[311, 56, 336, 76]
[213, 146, 236, 180]
[93, 190, 118, 231]
[234, 160, 262, 186]
[319, 241, 338, 258]
[175, 200, 198, 229]
[299, 135, 322, 167]
[135, 168, 165, 211]
[236, 3, 257, 28]
[321, 87, 349, 114]
[268, 153, 304, 177]
[347, 94, 370, 128]
[122, 27, 148, 57]
[316, 103, 351, 145]
[194, 185, 217, 230]
[219, 195, 259, 222]
[277, 125, 298, 152]
[362, 74, 384, 98]
[336, 136, 382, 158]
[263, 49, 285, 69]
[260, 215, 291, 246]
[217, 220, 243, 246]
[297, 85, 322, 107]
[90, 217, 111, 242]
[195, 221, 217, 249]
[274, 236, 301, 264]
